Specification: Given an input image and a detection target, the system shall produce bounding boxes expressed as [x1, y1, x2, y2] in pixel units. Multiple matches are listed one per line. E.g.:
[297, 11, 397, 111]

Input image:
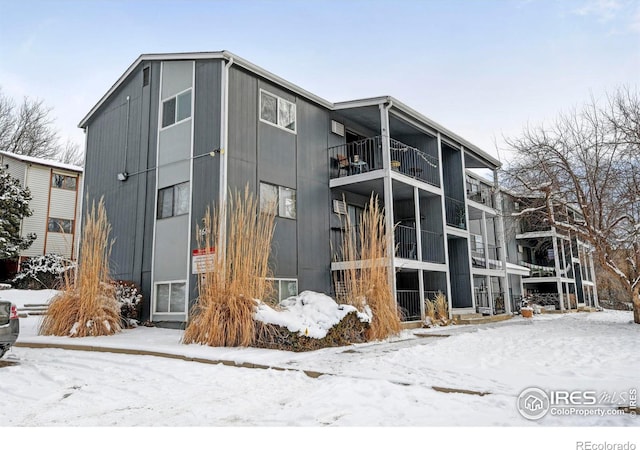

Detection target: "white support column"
[380, 103, 397, 298]
[552, 232, 565, 311]
[414, 186, 425, 319]
[460, 146, 476, 311]
[495, 186, 511, 314]
[589, 250, 599, 307]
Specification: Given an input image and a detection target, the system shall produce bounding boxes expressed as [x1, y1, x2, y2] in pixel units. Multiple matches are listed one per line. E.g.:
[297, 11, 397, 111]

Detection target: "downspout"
[123, 96, 130, 176]
[218, 55, 234, 272]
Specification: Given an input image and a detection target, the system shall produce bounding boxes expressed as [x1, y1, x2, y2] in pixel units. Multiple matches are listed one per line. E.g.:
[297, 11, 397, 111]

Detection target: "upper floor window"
[157, 182, 189, 219]
[52, 174, 77, 191]
[162, 89, 192, 128]
[48, 217, 74, 234]
[260, 182, 296, 219]
[260, 89, 296, 133]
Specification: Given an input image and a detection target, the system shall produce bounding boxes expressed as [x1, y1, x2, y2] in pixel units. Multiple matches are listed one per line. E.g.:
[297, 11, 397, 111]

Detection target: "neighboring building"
[0, 151, 83, 273]
[501, 193, 599, 312]
[78, 51, 589, 326]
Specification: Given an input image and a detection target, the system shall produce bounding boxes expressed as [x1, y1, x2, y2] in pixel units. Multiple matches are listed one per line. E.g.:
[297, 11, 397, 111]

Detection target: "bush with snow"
[12, 253, 75, 289]
[112, 280, 143, 328]
[253, 291, 370, 351]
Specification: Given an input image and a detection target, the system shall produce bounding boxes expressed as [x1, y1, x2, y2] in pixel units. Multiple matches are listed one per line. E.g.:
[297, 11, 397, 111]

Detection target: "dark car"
[0, 300, 19, 359]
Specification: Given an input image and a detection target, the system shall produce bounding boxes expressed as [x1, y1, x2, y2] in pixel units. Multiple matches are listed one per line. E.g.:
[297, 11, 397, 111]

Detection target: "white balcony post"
[437, 133, 453, 317]
[380, 102, 397, 297]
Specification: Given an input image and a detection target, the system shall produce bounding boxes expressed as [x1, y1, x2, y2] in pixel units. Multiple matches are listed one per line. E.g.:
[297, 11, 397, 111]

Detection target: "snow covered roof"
[0, 150, 83, 173]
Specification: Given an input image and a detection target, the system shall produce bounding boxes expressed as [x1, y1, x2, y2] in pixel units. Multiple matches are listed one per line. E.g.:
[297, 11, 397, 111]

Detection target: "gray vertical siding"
[83, 62, 158, 308]
[295, 100, 331, 293]
[447, 237, 473, 307]
[189, 60, 222, 303]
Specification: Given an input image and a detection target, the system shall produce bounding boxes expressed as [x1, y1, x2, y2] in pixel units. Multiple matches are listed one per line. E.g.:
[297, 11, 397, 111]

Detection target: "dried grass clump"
[335, 195, 401, 341]
[423, 291, 451, 327]
[183, 187, 276, 347]
[39, 198, 121, 337]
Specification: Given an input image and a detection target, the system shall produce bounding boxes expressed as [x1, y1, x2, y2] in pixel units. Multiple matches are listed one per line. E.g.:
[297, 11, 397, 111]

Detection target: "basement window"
[266, 278, 298, 302]
[162, 89, 192, 128]
[155, 281, 186, 313]
[259, 89, 296, 133]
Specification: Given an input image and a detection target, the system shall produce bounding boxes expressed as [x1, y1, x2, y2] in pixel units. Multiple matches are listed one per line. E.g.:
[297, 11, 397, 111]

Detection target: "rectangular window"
[48, 218, 74, 234]
[155, 281, 186, 313]
[157, 182, 189, 219]
[259, 89, 296, 133]
[260, 182, 296, 219]
[51, 174, 77, 190]
[266, 278, 298, 302]
[162, 89, 192, 128]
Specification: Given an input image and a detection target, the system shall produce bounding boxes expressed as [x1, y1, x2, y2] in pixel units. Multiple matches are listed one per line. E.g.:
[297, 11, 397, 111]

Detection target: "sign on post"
[192, 247, 216, 274]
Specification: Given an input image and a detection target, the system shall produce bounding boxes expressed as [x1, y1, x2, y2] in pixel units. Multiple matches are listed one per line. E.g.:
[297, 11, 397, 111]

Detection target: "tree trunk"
[633, 288, 640, 324]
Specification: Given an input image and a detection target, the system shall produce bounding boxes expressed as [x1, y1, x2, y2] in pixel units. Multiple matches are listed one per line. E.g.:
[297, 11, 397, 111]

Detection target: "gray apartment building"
[79, 51, 596, 326]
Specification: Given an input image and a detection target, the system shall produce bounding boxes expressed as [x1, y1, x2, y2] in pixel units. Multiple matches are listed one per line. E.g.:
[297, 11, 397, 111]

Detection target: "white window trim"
[152, 280, 188, 315]
[260, 182, 296, 219]
[259, 88, 296, 134]
[266, 277, 298, 302]
[161, 87, 193, 130]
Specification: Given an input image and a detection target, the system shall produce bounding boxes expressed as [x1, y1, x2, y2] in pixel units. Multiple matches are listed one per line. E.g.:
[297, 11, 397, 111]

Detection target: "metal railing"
[445, 196, 466, 229]
[389, 138, 440, 186]
[328, 136, 440, 187]
[493, 291, 506, 314]
[330, 227, 362, 262]
[395, 225, 417, 260]
[487, 245, 503, 269]
[466, 178, 494, 209]
[396, 290, 421, 321]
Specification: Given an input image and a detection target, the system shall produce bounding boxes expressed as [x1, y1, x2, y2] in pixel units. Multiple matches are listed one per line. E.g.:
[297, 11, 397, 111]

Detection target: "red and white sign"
[192, 247, 216, 274]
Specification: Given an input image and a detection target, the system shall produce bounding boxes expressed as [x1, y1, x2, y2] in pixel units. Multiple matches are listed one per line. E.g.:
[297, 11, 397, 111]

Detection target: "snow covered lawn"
[1, 289, 638, 432]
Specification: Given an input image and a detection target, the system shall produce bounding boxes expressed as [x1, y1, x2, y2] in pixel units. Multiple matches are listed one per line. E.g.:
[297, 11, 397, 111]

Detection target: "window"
[155, 281, 186, 313]
[157, 182, 189, 219]
[51, 174, 77, 190]
[48, 218, 74, 233]
[260, 182, 296, 219]
[267, 278, 298, 302]
[162, 89, 192, 128]
[260, 90, 296, 133]
[142, 67, 150, 87]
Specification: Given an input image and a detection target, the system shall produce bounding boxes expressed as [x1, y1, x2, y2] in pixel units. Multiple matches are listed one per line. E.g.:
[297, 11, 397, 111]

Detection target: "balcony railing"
[397, 290, 421, 321]
[445, 197, 466, 229]
[328, 136, 440, 187]
[389, 138, 440, 186]
[395, 225, 417, 260]
[466, 180, 494, 209]
[519, 260, 557, 277]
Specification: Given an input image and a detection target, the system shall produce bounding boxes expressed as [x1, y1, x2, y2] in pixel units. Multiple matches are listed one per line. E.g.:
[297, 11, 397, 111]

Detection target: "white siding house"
[0, 151, 83, 268]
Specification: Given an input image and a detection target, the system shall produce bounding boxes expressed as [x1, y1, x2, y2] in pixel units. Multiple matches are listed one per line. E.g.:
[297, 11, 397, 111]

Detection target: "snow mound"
[254, 291, 370, 339]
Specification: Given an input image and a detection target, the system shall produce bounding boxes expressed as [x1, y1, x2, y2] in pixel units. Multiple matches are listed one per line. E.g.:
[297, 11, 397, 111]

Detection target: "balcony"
[332, 224, 444, 264]
[466, 184, 494, 209]
[445, 197, 466, 229]
[328, 136, 440, 187]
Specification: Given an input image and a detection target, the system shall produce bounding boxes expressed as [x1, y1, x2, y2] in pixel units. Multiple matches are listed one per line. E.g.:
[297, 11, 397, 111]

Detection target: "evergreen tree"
[0, 168, 35, 260]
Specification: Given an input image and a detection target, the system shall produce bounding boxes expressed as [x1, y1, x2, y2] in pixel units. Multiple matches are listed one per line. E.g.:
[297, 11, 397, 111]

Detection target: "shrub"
[335, 194, 401, 341]
[39, 198, 121, 337]
[12, 253, 75, 289]
[183, 187, 276, 347]
[112, 280, 143, 328]
[254, 310, 369, 352]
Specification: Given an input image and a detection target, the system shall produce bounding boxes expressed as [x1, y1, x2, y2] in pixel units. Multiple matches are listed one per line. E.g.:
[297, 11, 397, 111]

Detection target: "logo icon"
[517, 387, 550, 420]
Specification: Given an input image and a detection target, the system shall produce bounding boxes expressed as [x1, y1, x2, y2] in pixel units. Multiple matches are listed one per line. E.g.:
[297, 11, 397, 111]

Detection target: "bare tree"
[58, 140, 85, 166]
[502, 86, 640, 323]
[0, 87, 75, 162]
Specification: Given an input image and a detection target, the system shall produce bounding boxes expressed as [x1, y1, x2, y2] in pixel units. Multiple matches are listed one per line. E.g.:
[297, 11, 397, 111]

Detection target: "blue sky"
[1, 0, 638, 160]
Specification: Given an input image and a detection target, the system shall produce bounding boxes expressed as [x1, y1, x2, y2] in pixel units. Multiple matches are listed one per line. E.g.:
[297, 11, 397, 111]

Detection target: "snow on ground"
[1, 289, 639, 436]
